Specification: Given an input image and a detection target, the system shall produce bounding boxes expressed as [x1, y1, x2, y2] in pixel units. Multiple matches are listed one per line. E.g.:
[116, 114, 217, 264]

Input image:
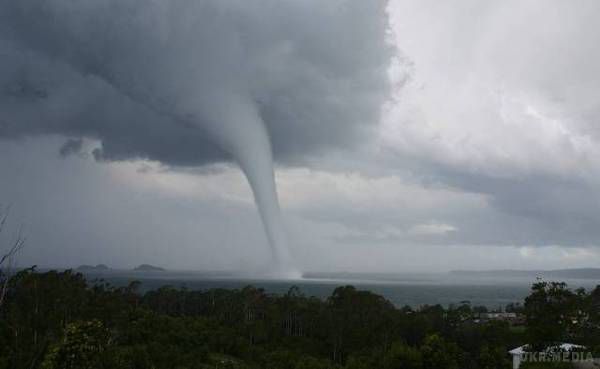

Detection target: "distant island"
[76, 264, 110, 272]
[133, 264, 165, 272]
[450, 268, 600, 280]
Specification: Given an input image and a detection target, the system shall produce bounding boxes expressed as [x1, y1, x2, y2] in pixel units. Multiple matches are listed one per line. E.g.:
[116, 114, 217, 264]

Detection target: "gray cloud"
[59, 138, 84, 158]
[3, 0, 600, 273]
[0, 0, 391, 167]
[382, 0, 600, 248]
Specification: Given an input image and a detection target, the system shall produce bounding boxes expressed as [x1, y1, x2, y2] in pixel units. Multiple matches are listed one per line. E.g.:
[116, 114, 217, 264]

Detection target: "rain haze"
[2, 0, 600, 276]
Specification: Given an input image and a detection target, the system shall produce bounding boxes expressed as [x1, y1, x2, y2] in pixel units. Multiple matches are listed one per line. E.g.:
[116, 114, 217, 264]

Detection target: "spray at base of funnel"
[188, 94, 300, 279]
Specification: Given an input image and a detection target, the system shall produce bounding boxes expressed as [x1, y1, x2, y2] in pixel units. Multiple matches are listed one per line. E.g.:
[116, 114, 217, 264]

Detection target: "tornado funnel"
[184, 93, 300, 278]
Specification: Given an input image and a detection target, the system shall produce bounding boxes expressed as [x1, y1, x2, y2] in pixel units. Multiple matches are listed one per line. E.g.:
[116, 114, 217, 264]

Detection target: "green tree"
[41, 320, 110, 369]
[478, 344, 510, 369]
[524, 281, 580, 349]
[383, 341, 422, 369]
[420, 334, 461, 369]
[295, 356, 335, 369]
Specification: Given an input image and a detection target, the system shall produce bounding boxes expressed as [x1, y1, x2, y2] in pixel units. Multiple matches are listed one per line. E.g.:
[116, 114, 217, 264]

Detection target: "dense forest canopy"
[0, 269, 599, 368]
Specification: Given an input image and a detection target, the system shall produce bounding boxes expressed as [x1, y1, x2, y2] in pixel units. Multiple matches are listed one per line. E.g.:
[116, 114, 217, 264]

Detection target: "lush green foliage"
[524, 281, 600, 352]
[0, 270, 597, 368]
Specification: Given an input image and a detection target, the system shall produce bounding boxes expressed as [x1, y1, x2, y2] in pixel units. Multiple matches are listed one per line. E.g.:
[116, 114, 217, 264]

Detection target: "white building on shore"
[509, 343, 587, 369]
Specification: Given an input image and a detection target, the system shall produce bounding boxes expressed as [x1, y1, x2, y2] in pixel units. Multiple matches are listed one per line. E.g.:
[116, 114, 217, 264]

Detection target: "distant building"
[480, 312, 517, 320]
[473, 312, 524, 325]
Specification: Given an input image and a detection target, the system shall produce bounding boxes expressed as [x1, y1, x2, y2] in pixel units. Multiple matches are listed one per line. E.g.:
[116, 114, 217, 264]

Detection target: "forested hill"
[1, 268, 599, 368]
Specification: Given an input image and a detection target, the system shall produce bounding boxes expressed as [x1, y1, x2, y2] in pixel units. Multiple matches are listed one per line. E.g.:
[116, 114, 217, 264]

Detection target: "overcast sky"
[2, 0, 600, 273]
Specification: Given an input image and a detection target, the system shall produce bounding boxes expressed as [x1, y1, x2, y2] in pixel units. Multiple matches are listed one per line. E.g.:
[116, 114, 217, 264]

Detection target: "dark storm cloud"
[0, 0, 391, 166]
[394, 158, 600, 247]
[59, 138, 83, 158]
